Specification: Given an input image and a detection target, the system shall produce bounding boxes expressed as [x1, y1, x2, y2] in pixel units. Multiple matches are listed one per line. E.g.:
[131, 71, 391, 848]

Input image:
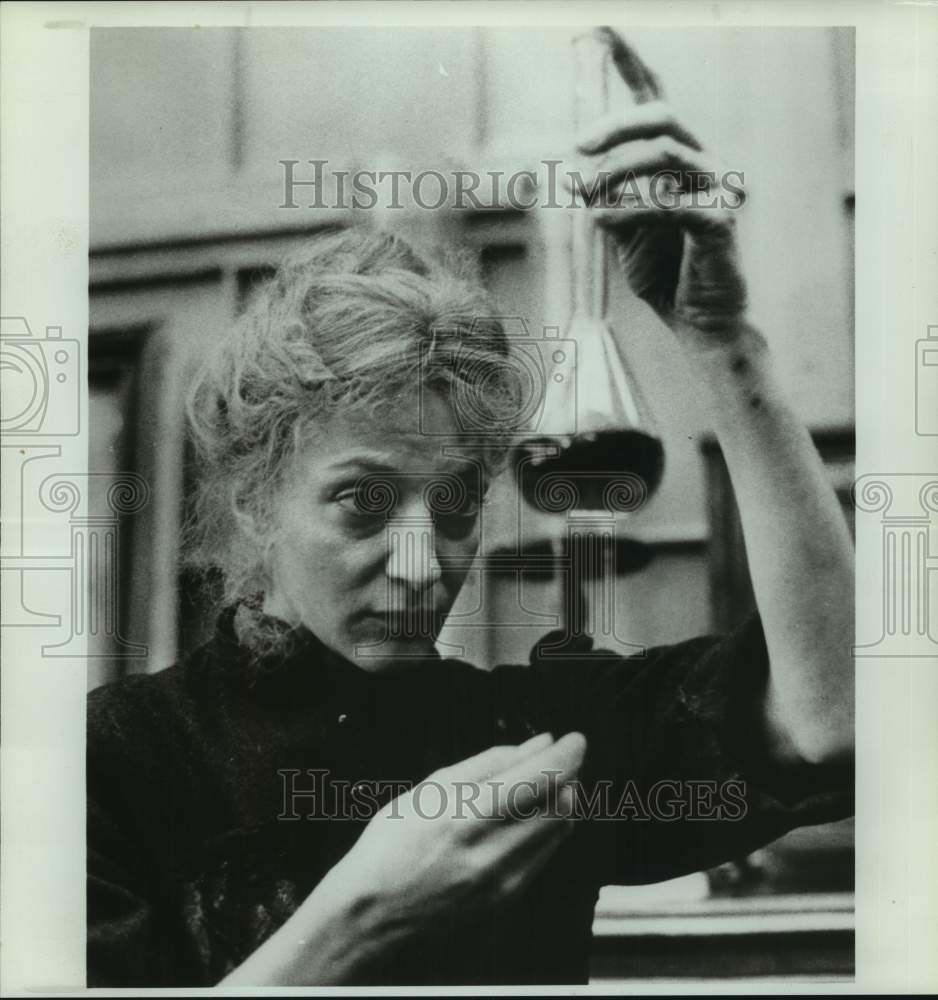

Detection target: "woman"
[87, 59, 854, 986]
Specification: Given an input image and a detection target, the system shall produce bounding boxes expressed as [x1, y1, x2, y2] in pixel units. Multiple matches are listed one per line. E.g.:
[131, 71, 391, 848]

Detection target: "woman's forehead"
[295, 400, 487, 481]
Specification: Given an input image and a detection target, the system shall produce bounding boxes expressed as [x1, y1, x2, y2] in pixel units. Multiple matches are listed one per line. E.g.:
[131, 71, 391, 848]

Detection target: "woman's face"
[263, 391, 486, 672]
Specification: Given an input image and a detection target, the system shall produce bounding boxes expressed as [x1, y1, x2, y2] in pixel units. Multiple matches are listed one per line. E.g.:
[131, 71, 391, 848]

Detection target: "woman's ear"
[231, 494, 281, 592]
[260, 552, 302, 628]
[232, 486, 278, 544]
[232, 502, 262, 543]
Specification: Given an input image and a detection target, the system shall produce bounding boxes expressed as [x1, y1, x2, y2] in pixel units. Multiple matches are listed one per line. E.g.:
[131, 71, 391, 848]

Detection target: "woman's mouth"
[360, 608, 444, 638]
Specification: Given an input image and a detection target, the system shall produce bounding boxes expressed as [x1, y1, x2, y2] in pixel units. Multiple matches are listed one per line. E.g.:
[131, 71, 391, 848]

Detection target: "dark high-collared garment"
[87, 608, 852, 986]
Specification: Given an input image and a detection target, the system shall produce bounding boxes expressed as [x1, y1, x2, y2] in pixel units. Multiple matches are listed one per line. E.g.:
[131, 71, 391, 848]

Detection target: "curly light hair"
[184, 227, 518, 650]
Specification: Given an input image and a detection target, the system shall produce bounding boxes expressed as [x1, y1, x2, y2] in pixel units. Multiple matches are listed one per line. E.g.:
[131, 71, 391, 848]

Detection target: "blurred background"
[88, 26, 855, 985]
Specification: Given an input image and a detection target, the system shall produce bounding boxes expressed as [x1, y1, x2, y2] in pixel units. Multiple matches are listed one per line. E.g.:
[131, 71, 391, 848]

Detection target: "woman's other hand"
[220, 732, 586, 986]
[326, 731, 587, 942]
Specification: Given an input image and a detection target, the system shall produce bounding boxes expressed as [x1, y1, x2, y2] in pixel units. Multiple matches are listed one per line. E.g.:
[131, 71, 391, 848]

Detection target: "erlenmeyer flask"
[515, 29, 665, 513]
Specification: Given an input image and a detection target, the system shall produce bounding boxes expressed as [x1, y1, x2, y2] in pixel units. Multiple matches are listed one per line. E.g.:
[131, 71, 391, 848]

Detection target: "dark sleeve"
[523, 614, 854, 886]
[87, 684, 204, 987]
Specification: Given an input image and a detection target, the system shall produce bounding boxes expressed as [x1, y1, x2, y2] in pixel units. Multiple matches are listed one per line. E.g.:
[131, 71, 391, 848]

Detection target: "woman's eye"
[432, 494, 484, 539]
[335, 490, 391, 521]
[335, 490, 364, 512]
[455, 493, 484, 517]
[333, 478, 484, 537]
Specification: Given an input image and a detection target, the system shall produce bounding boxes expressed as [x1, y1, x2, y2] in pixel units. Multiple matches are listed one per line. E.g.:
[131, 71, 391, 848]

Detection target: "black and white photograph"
[1, 2, 936, 995]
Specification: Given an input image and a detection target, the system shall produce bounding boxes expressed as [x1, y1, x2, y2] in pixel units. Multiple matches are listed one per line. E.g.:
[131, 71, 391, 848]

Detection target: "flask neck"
[570, 207, 607, 319]
[570, 31, 611, 321]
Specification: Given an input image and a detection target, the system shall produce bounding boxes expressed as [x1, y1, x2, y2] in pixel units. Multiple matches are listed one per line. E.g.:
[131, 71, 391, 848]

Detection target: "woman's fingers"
[449, 732, 584, 833]
[438, 745, 521, 783]
[495, 731, 585, 787]
[418, 732, 583, 851]
[487, 731, 586, 819]
[565, 136, 741, 217]
[592, 137, 720, 189]
[485, 780, 575, 865]
[593, 199, 740, 238]
[515, 731, 556, 758]
[439, 732, 554, 783]
[576, 102, 702, 155]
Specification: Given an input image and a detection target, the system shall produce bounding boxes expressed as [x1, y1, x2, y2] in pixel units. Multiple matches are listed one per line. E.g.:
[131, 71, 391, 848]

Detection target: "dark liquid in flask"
[514, 429, 665, 512]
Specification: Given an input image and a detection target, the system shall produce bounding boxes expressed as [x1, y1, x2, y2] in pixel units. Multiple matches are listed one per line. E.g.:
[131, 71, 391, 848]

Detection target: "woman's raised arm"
[575, 31, 854, 766]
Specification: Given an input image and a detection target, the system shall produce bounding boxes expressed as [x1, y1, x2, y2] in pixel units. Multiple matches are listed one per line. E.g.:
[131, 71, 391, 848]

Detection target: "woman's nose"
[385, 516, 443, 591]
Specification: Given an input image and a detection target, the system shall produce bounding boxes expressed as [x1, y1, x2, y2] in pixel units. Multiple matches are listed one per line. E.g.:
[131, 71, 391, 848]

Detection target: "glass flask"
[514, 28, 665, 513]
